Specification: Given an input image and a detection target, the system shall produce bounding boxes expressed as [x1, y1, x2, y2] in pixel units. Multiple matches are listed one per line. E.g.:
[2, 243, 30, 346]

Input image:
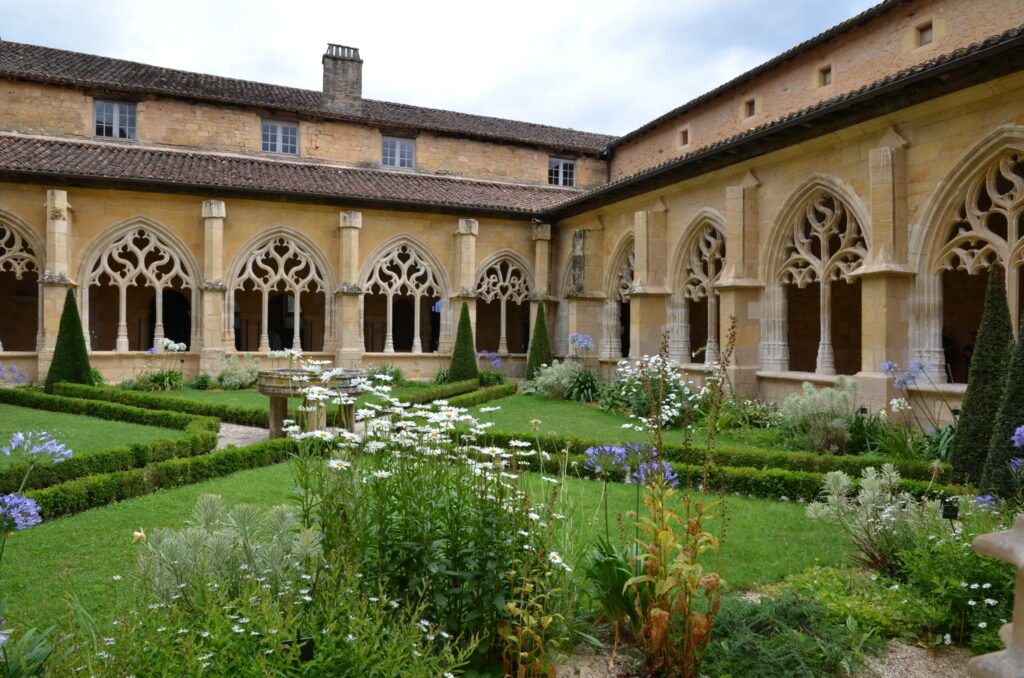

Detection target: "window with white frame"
[548, 157, 575, 187]
[381, 137, 415, 168]
[261, 120, 298, 155]
[94, 100, 136, 139]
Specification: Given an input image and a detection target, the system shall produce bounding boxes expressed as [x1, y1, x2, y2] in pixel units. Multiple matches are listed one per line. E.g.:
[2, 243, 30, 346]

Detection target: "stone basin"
[258, 367, 365, 438]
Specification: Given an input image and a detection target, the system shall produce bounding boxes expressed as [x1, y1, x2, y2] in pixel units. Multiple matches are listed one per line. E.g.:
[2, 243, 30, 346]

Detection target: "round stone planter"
[258, 367, 365, 439]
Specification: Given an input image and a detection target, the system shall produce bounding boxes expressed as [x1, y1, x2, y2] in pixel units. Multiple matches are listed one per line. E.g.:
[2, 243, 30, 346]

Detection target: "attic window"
[262, 120, 298, 155]
[744, 99, 756, 118]
[548, 158, 575, 187]
[917, 21, 933, 46]
[818, 65, 832, 87]
[382, 137, 415, 169]
[94, 100, 136, 140]
[679, 128, 690, 147]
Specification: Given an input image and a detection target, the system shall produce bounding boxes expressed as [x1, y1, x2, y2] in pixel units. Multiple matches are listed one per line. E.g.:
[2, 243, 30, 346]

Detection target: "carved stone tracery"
[476, 259, 532, 355]
[233, 236, 327, 352]
[778, 191, 867, 375]
[364, 244, 442, 353]
[0, 222, 41, 352]
[87, 227, 196, 352]
[676, 223, 726, 364]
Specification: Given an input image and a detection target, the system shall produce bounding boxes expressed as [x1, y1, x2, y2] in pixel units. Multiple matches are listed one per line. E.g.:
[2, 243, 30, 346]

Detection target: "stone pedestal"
[968, 514, 1024, 677]
[258, 368, 364, 439]
[716, 282, 763, 398]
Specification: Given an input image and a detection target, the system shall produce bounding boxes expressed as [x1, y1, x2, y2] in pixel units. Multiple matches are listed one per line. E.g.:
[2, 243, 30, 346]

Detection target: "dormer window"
[548, 158, 575, 187]
[262, 120, 298, 155]
[382, 137, 415, 168]
[94, 100, 136, 139]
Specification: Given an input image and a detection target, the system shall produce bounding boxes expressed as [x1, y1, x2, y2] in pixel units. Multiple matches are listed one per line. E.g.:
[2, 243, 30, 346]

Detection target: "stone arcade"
[2, 0, 1024, 418]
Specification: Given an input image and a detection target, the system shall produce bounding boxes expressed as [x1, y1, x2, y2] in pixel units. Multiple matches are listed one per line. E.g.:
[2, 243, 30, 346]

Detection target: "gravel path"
[216, 423, 269, 449]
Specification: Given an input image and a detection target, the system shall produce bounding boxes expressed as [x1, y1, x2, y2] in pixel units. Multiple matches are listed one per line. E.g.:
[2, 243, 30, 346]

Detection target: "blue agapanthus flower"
[0, 493, 42, 532]
[1010, 458, 1024, 474]
[880, 361, 900, 376]
[975, 494, 997, 509]
[569, 333, 595, 353]
[2, 431, 72, 463]
[632, 459, 680, 487]
[1013, 425, 1024, 449]
[583, 445, 627, 477]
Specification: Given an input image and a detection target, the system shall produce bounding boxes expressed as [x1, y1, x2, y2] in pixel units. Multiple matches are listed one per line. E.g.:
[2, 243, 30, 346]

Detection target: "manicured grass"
[471, 394, 787, 452]
[0, 403, 186, 464]
[3, 460, 848, 628]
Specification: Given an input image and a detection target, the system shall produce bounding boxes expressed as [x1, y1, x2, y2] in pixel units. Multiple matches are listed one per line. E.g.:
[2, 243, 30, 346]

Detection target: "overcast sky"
[0, 0, 878, 136]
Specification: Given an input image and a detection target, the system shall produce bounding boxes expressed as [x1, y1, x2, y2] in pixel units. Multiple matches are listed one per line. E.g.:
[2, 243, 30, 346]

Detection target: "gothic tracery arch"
[363, 242, 443, 353]
[601, 237, 635, 359]
[475, 255, 533, 354]
[0, 219, 43, 352]
[670, 212, 726, 365]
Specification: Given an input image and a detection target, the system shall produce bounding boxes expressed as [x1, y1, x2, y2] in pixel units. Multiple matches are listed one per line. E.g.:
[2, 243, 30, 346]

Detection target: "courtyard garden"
[0, 293, 1022, 676]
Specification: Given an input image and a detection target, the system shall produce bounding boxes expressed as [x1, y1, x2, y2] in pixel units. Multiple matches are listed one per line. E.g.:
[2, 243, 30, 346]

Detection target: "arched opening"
[603, 240, 635, 360]
[475, 258, 532, 354]
[0, 221, 41, 352]
[689, 297, 708, 363]
[941, 269, 986, 383]
[674, 221, 725, 365]
[84, 226, 196, 352]
[619, 300, 631, 359]
[363, 244, 443, 353]
[776, 189, 868, 375]
[230, 235, 329, 353]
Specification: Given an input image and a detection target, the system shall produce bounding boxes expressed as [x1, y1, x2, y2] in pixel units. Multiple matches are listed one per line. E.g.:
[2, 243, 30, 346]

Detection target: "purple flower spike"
[0, 493, 42, 532]
[881, 361, 900, 376]
[976, 494, 997, 509]
[1010, 458, 1024, 474]
[1013, 425, 1024, 449]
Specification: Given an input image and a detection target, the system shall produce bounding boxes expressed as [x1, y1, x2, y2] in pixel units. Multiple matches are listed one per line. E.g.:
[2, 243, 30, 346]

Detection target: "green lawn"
[471, 394, 787, 452]
[2, 460, 848, 629]
[0, 403, 186, 464]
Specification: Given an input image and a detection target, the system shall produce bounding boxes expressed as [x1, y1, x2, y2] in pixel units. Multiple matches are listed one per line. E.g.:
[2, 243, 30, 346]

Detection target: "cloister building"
[1, 0, 1024, 415]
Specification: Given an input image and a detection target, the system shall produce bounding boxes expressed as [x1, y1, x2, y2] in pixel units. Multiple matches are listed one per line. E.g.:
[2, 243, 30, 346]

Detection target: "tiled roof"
[0, 41, 616, 155]
[0, 134, 575, 215]
[610, 0, 907, 148]
[550, 22, 1024, 217]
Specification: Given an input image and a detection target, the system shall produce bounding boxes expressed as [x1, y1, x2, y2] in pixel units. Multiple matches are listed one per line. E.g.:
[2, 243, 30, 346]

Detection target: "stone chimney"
[322, 44, 362, 114]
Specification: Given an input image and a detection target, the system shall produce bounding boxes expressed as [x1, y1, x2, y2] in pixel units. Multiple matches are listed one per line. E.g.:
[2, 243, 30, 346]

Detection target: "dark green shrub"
[44, 289, 94, 392]
[400, 379, 479, 404]
[51, 383, 268, 427]
[186, 374, 214, 390]
[566, 369, 599, 402]
[89, 367, 107, 386]
[478, 370, 507, 386]
[447, 302, 479, 382]
[525, 302, 552, 381]
[951, 265, 1013, 485]
[700, 591, 883, 678]
[982, 316, 1024, 496]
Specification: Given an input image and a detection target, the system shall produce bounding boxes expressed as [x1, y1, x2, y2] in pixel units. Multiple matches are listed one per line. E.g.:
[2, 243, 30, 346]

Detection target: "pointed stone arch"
[910, 125, 1024, 382]
[225, 227, 335, 353]
[0, 208, 44, 352]
[759, 175, 870, 374]
[474, 249, 534, 355]
[668, 208, 727, 365]
[79, 216, 201, 352]
[601, 234, 635, 359]
[359, 235, 449, 353]
[553, 255, 576, 356]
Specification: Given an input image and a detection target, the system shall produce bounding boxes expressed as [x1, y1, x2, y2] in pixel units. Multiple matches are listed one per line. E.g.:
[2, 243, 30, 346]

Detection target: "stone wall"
[0, 80, 606, 188]
[610, 0, 1024, 180]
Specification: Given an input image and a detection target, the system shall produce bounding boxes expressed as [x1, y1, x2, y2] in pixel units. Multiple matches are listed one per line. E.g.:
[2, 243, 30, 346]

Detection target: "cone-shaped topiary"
[525, 302, 552, 380]
[44, 289, 95, 393]
[951, 264, 1013, 486]
[447, 301, 479, 383]
[981, 313, 1024, 497]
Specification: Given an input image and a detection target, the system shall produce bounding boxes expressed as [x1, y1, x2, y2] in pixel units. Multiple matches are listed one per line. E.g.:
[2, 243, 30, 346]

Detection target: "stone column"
[336, 211, 363, 368]
[38, 189, 75, 381]
[564, 227, 606, 366]
[529, 222, 553, 354]
[199, 199, 227, 375]
[452, 218, 478, 349]
[855, 127, 913, 412]
[630, 208, 669, 358]
[719, 171, 764, 397]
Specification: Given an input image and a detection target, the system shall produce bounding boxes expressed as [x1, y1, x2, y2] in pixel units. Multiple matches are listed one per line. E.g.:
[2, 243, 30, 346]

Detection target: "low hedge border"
[401, 379, 480, 405]
[448, 383, 518, 408]
[513, 451, 962, 502]
[0, 388, 219, 493]
[26, 438, 297, 519]
[481, 430, 949, 484]
[52, 383, 269, 427]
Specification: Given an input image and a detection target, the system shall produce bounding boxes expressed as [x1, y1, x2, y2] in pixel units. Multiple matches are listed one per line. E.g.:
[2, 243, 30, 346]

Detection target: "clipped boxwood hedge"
[447, 383, 518, 408]
[0, 388, 219, 492]
[400, 379, 480, 404]
[481, 430, 950, 484]
[27, 438, 297, 518]
[51, 383, 269, 427]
